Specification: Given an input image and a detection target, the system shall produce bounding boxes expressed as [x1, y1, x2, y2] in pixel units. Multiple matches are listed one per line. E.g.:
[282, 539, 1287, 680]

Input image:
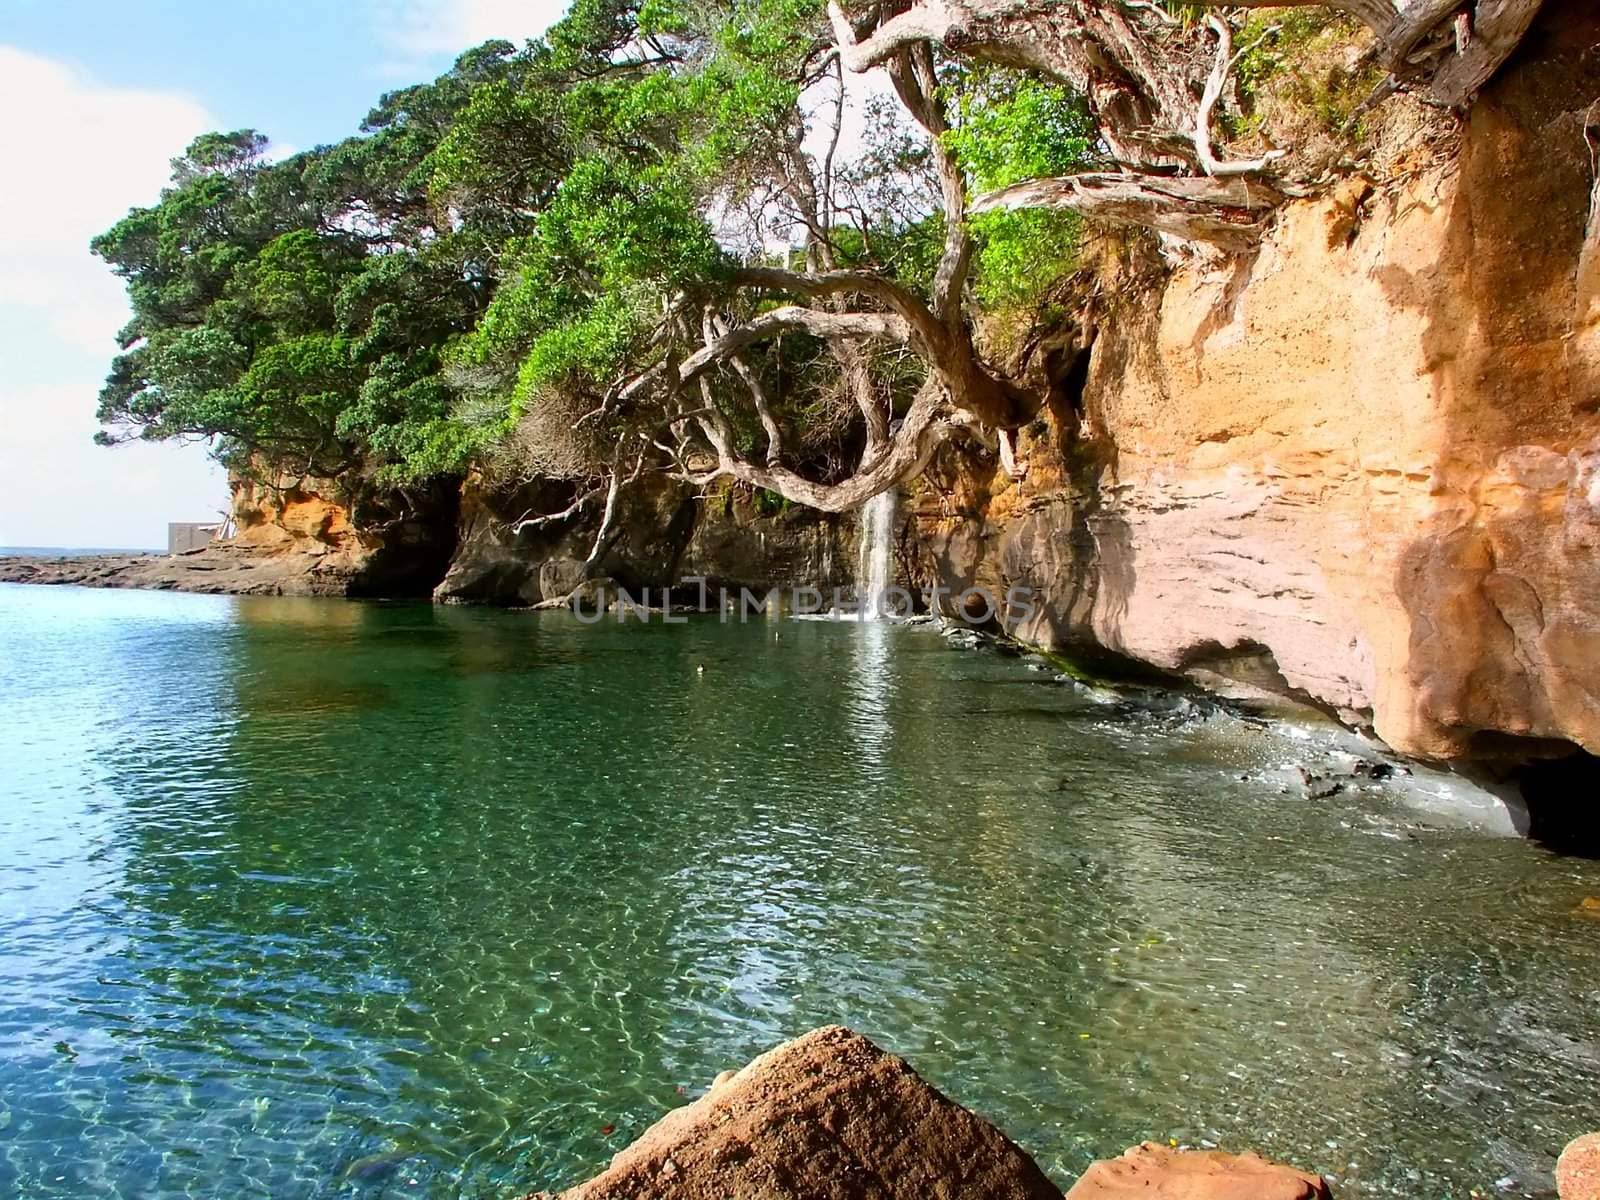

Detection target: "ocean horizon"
[0, 546, 162, 557]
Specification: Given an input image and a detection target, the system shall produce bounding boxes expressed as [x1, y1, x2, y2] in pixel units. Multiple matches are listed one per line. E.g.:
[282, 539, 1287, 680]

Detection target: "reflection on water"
[845, 619, 894, 777]
[1, 583, 1598, 1199]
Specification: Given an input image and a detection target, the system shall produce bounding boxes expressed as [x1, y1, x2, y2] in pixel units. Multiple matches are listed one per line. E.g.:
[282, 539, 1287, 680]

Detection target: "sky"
[0, 0, 566, 549]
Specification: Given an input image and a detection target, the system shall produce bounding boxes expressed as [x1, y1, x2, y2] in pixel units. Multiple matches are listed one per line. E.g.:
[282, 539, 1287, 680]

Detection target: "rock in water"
[524, 1025, 1060, 1199]
[1559, 1134, 1600, 1200]
[1064, 1142, 1331, 1200]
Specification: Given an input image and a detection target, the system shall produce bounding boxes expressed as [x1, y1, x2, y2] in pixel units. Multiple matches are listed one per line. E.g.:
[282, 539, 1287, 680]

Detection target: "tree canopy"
[93, 0, 1542, 537]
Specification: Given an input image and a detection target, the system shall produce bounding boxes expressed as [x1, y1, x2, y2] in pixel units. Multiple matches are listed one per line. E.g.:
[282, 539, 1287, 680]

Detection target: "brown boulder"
[1064, 1143, 1331, 1200]
[1559, 1134, 1600, 1200]
[527, 1025, 1062, 1200]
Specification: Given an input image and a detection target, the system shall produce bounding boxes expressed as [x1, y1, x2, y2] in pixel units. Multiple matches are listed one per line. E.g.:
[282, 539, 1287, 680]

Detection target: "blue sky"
[0, 0, 564, 548]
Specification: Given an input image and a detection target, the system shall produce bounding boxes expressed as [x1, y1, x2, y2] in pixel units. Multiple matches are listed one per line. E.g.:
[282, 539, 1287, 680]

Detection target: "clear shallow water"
[1, 583, 1597, 1199]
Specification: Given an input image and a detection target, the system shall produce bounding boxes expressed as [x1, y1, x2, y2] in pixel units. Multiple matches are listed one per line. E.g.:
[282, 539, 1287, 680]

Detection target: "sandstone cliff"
[910, 12, 1600, 762]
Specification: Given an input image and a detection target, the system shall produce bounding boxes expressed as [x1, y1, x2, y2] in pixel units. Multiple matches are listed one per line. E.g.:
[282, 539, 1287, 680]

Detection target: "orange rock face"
[1064, 1144, 1331, 1200]
[1559, 1134, 1600, 1200]
[230, 475, 367, 560]
[526, 1025, 1062, 1200]
[918, 8, 1600, 760]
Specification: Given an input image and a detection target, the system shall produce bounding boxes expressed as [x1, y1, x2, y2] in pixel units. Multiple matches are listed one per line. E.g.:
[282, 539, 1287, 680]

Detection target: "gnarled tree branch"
[621, 305, 910, 403]
[1424, 0, 1544, 108]
[703, 309, 786, 466]
[973, 171, 1283, 249]
[684, 379, 959, 512]
[1195, 16, 1288, 177]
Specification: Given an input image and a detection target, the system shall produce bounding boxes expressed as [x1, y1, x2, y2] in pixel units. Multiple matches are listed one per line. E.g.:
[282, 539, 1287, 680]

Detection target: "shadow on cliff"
[1376, 1, 1600, 846]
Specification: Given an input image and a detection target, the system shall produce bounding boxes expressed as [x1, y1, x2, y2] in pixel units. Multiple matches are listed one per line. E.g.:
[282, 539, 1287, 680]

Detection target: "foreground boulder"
[1559, 1134, 1600, 1200]
[526, 1025, 1061, 1199]
[1064, 1143, 1331, 1200]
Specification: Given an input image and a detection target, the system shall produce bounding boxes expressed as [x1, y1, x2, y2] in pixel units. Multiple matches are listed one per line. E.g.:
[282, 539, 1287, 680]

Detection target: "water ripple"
[1, 585, 1597, 1198]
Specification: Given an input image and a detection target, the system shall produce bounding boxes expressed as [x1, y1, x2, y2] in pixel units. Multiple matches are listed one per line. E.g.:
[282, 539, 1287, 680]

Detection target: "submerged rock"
[525, 1025, 1060, 1200]
[1064, 1143, 1332, 1200]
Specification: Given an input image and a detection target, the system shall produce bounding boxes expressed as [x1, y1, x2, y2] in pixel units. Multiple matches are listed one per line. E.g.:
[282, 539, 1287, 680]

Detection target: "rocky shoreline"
[0, 549, 1560, 842]
[0, 547, 367, 596]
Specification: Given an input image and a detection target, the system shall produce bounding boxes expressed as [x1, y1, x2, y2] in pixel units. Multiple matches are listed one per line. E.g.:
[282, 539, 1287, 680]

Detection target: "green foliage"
[457, 150, 725, 423]
[92, 45, 547, 483]
[513, 290, 652, 407]
[542, 156, 724, 292]
[752, 487, 791, 516]
[945, 74, 1095, 313]
[426, 76, 570, 225]
[1233, 11, 1377, 138]
[968, 210, 1082, 311]
[1157, 1, 1205, 27]
[233, 230, 363, 335]
[945, 77, 1095, 193]
[91, 0, 1105, 499]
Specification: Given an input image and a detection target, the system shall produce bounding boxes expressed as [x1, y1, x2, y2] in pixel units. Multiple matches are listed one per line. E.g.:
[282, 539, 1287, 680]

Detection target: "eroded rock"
[1064, 1143, 1332, 1200]
[909, 6, 1600, 763]
[526, 1025, 1061, 1200]
[0, 474, 457, 598]
[1559, 1134, 1600, 1200]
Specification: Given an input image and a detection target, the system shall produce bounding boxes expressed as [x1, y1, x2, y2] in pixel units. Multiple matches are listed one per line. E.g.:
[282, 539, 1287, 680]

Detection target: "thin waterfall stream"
[855, 488, 897, 620]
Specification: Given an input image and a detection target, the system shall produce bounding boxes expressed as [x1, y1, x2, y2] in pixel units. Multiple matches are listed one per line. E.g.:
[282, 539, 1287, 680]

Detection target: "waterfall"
[855, 488, 897, 620]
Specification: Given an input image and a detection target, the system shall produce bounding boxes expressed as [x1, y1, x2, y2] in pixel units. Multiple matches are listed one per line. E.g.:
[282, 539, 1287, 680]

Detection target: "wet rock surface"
[0, 546, 375, 597]
[434, 474, 853, 606]
[2, 473, 458, 598]
[930, 620, 1539, 837]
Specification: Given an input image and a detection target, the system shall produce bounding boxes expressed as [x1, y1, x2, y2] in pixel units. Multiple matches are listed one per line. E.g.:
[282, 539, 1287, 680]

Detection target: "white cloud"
[0, 47, 214, 353]
[0, 381, 227, 550]
[367, 0, 569, 61]
[0, 47, 228, 548]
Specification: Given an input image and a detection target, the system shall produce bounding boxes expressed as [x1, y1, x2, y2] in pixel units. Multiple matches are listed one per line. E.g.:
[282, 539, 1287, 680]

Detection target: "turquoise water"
[1, 582, 1597, 1199]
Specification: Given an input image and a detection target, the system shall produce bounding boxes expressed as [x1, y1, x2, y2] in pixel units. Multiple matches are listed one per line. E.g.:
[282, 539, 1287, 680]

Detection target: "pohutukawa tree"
[477, 0, 1543, 540]
[832, 0, 1547, 244]
[93, 0, 1545, 548]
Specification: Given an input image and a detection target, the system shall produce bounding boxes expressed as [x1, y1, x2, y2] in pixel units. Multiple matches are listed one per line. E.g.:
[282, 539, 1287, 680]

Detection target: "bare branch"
[828, 0, 960, 73]
[585, 445, 649, 567]
[1581, 100, 1600, 323]
[821, 54, 847, 238]
[682, 306, 910, 380]
[886, 40, 973, 324]
[621, 304, 910, 403]
[704, 309, 786, 466]
[1195, 17, 1288, 177]
[972, 171, 1282, 249]
[1372, 0, 1466, 73]
[732, 266, 948, 352]
[686, 380, 959, 512]
[510, 487, 603, 534]
[1425, 0, 1545, 108]
[836, 339, 890, 456]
